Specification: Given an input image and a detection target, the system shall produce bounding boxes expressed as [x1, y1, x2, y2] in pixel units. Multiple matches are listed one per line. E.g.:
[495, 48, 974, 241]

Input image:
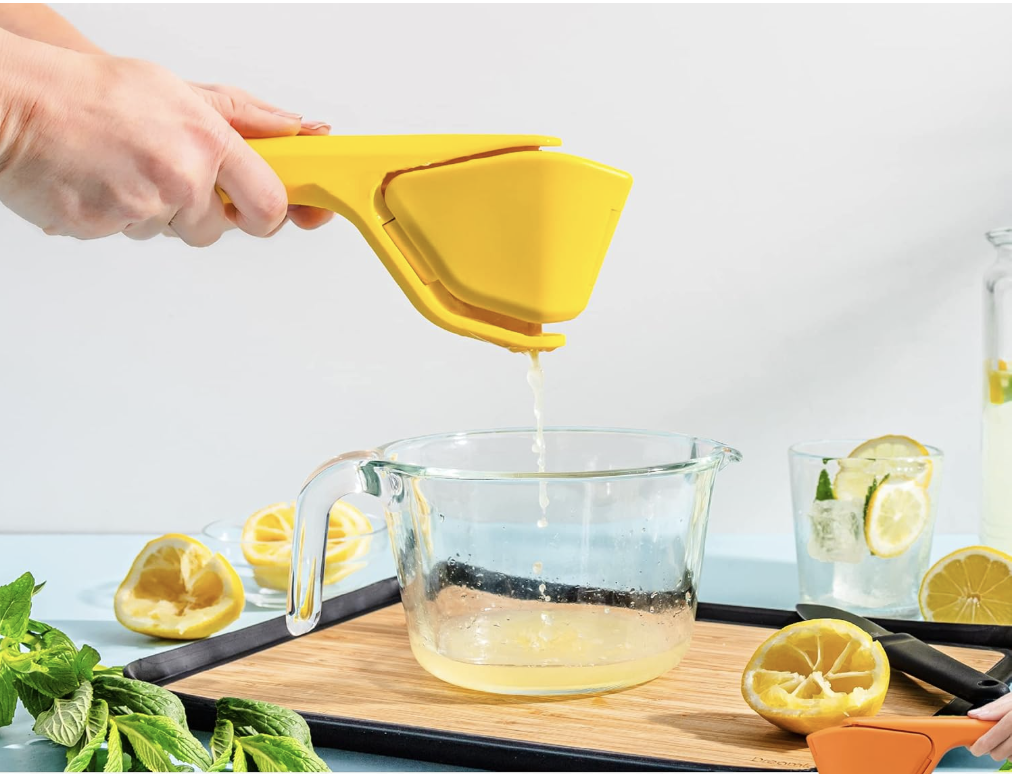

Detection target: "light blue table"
[0, 533, 1002, 773]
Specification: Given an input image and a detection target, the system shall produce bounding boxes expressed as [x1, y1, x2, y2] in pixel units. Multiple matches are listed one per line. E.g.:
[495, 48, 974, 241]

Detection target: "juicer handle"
[288, 450, 381, 636]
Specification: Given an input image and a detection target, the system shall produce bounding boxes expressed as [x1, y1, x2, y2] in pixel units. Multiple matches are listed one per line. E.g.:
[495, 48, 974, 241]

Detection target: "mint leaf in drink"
[998, 760, 1011, 772]
[104, 722, 124, 772]
[93, 674, 188, 730]
[232, 741, 248, 773]
[75, 645, 101, 682]
[15, 677, 54, 718]
[239, 734, 330, 772]
[0, 572, 35, 640]
[815, 469, 834, 501]
[112, 714, 212, 772]
[217, 696, 313, 750]
[0, 665, 16, 727]
[15, 622, 80, 698]
[34, 680, 93, 746]
[64, 700, 109, 773]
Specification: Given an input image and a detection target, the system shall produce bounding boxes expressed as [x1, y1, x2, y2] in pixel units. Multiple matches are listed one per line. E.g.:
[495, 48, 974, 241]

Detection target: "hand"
[968, 692, 1012, 763]
[0, 32, 331, 246]
[191, 82, 334, 233]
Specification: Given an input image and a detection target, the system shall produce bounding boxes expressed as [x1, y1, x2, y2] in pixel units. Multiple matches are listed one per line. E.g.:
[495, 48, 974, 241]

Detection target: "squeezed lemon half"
[115, 534, 244, 640]
[919, 546, 1012, 625]
[242, 501, 373, 591]
[741, 619, 890, 735]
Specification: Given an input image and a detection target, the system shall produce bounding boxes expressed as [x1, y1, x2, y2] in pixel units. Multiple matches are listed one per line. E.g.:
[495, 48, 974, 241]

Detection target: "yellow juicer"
[242, 135, 632, 351]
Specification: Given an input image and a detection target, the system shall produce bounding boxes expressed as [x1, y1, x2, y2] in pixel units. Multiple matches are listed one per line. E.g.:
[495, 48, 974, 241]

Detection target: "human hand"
[968, 692, 1012, 763]
[0, 31, 331, 245]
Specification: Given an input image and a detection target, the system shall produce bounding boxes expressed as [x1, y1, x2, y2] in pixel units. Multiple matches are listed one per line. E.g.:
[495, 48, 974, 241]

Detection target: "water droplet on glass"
[649, 606, 655, 613]
[532, 561, 543, 575]
[536, 516, 548, 529]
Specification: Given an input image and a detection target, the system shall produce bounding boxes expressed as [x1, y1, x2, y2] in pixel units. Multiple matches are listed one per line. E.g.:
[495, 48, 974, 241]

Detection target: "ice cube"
[807, 500, 867, 564]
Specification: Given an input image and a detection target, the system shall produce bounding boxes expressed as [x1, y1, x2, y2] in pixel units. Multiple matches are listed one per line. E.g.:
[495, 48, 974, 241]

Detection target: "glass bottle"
[981, 228, 1012, 555]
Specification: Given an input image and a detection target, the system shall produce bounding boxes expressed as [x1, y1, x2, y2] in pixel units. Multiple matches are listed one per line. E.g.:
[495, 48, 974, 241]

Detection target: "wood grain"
[168, 605, 1003, 770]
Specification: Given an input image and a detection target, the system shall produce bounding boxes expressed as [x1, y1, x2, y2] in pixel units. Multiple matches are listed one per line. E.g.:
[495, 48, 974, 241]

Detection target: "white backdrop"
[0, 4, 1010, 535]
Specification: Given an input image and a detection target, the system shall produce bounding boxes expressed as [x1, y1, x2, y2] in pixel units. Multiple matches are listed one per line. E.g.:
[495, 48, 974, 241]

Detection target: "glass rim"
[788, 439, 943, 461]
[371, 426, 743, 481]
[201, 516, 388, 545]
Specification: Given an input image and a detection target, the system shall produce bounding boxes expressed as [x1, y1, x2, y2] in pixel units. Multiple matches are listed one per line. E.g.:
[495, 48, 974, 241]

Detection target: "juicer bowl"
[288, 428, 741, 695]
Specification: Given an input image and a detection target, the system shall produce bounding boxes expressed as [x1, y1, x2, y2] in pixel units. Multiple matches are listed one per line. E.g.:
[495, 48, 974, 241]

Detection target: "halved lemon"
[919, 546, 1012, 625]
[115, 534, 244, 640]
[864, 478, 931, 558]
[741, 619, 890, 735]
[833, 435, 933, 501]
[241, 501, 373, 591]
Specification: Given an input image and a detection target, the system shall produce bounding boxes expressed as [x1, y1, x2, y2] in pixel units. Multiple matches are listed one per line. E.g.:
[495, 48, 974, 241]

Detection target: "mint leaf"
[217, 696, 313, 750]
[33, 581, 47, 596]
[15, 678, 54, 718]
[93, 674, 188, 730]
[211, 718, 234, 760]
[104, 722, 124, 773]
[0, 665, 16, 728]
[0, 572, 35, 640]
[815, 469, 834, 501]
[863, 474, 889, 517]
[1000, 761, 1011, 772]
[94, 666, 124, 677]
[232, 740, 248, 773]
[34, 680, 93, 746]
[16, 623, 79, 698]
[75, 645, 101, 682]
[240, 734, 330, 772]
[112, 714, 211, 772]
[64, 700, 109, 773]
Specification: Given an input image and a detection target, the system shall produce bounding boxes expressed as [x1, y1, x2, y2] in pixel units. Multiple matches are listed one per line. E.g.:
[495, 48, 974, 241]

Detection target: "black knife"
[796, 603, 1010, 708]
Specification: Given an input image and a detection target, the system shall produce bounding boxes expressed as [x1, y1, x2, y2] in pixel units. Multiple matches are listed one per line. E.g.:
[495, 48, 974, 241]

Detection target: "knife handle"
[877, 632, 1010, 707]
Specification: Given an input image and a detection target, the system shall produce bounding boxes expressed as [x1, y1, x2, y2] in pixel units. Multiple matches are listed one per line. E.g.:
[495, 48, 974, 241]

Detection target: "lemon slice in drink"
[833, 435, 932, 501]
[919, 546, 1012, 625]
[242, 501, 373, 591]
[115, 535, 244, 640]
[741, 619, 890, 735]
[864, 478, 930, 558]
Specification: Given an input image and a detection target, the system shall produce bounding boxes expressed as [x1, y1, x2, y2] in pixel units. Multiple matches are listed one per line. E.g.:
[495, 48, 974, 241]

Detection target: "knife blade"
[796, 603, 1010, 708]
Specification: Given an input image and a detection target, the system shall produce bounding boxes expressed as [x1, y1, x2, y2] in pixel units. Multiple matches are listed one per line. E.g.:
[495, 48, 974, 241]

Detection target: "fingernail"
[272, 110, 303, 120]
[968, 708, 983, 716]
[301, 120, 330, 132]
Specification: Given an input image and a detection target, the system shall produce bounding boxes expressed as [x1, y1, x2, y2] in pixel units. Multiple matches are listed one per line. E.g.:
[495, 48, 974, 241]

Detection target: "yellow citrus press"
[242, 135, 632, 351]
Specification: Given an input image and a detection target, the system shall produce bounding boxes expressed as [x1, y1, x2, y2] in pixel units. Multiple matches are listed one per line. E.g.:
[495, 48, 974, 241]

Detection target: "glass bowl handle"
[287, 450, 381, 636]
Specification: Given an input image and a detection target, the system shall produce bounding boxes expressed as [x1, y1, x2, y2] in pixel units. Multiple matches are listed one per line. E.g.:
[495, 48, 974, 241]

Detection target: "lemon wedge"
[741, 619, 890, 735]
[242, 501, 373, 591]
[115, 534, 244, 640]
[919, 546, 1012, 625]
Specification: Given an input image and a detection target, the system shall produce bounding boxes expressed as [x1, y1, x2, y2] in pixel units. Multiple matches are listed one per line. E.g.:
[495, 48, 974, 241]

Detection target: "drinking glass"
[790, 440, 943, 618]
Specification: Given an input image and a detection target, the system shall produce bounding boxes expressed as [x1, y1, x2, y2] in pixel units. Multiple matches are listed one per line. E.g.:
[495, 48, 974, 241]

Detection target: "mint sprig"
[0, 573, 331, 772]
[815, 469, 834, 501]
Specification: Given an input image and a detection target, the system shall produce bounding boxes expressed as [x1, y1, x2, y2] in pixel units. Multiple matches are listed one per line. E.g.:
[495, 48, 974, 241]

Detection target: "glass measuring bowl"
[287, 428, 741, 695]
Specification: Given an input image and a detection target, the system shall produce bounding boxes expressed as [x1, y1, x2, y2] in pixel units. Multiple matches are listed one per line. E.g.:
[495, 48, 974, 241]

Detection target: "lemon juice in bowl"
[789, 437, 942, 617]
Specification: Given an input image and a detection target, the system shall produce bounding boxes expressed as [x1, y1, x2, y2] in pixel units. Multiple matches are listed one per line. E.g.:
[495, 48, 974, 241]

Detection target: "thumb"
[198, 88, 302, 139]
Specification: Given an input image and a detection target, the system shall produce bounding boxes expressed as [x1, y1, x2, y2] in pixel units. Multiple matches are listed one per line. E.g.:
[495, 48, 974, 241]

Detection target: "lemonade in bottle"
[981, 228, 1012, 555]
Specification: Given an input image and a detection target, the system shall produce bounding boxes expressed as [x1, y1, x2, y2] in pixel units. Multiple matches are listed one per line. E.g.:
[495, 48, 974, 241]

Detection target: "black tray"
[124, 578, 1012, 772]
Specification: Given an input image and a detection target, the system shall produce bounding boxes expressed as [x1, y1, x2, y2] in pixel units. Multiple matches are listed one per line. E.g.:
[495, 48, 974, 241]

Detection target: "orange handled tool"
[807, 716, 997, 774]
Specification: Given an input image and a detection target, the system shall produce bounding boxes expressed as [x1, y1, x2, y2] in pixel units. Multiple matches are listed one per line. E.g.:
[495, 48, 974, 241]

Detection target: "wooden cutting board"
[165, 603, 1005, 771]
